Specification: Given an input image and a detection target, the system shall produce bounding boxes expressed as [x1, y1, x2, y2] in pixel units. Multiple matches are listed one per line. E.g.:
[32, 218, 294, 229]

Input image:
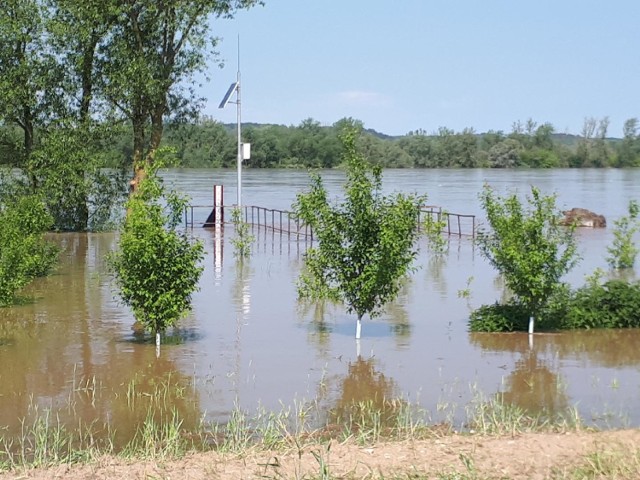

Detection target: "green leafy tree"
[0, 194, 59, 305]
[97, 0, 261, 191]
[476, 185, 579, 329]
[109, 162, 204, 347]
[294, 127, 424, 339]
[0, 0, 64, 185]
[616, 118, 640, 167]
[0, 0, 126, 231]
[607, 200, 640, 269]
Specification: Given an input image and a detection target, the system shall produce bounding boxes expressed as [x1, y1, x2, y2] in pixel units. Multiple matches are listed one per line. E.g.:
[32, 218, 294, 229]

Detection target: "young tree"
[607, 200, 640, 269]
[294, 127, 423, 339]
[109, 161, 204, 348]
[476, 185, 579, 331]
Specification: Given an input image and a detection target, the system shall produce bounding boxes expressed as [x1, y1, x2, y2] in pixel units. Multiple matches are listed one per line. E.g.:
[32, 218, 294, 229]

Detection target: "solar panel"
[218, 82, 239, 108]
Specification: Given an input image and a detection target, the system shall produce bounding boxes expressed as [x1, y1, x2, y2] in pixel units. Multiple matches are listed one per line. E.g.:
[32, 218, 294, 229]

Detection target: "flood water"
[1, 168, 640, 446]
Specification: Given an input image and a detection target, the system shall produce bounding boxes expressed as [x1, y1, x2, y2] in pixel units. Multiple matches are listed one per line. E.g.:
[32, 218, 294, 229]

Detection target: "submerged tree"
[294, 127, 423, 339]
[607, 200, 640, 270]
[476, 185, 579, 331]
[109, 161, 204, 349]
[0, 194, 59, 306]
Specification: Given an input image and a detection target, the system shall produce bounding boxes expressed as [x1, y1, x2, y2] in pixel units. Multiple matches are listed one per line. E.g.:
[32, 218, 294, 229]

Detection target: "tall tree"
[0, 0, 127, 231]
[0, 0, 64, 185]
[617, 118, 640, 167]
[97, 0, 261, 191]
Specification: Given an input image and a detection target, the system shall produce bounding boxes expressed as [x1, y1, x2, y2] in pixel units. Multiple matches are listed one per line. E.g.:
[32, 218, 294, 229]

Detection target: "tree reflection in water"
[327, 357, 409, 437]
[501, 349, 568, 415]
[470, 333, 567, 417]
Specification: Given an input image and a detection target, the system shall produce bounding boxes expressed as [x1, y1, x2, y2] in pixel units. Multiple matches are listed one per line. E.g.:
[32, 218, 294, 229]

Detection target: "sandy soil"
[3, 429, 640, 479]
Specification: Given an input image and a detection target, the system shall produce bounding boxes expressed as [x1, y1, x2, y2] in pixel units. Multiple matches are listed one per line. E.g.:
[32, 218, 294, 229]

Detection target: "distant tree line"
[156, 116, 640, 169]
[3, 114, 640, 173]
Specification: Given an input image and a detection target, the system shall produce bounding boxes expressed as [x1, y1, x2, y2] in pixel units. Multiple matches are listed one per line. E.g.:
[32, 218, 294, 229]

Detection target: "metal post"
[236, 66, 242, 208]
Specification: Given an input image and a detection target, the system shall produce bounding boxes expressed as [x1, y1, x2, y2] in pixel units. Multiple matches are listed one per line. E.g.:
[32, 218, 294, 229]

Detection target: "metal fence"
[184, 204, 313, 239]
[186, 204, 475, 238]
[419, 206, 476, 237]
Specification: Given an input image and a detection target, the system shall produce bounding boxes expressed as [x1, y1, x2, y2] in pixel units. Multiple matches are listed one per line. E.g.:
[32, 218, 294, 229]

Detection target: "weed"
[559, 444, 640, 479]
[231, 207, 255, 259]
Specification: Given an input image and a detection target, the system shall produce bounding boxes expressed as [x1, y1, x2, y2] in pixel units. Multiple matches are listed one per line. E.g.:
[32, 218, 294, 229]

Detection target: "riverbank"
[3, 429, 640, 479]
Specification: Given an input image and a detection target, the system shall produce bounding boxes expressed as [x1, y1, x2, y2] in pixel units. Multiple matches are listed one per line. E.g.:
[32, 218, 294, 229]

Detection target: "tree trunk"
[130, 113, 146, 193]
[22, 106, 37, 191]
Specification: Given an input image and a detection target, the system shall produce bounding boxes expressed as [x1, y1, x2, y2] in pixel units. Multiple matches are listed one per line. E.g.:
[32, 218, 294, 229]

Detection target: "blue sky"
[202, 0, 639, 137]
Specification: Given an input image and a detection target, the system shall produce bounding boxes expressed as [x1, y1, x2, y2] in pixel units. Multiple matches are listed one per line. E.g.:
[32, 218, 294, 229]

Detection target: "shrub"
[109, 166, 204, 343]
[469, 279, 640, 332]
[469, 302, 531, 332]
[561, 280, 640, 329]
[0, 195, 59, 305]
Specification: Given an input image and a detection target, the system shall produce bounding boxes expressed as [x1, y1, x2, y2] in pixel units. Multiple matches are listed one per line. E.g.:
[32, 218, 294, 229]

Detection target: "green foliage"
[469, 303, 534, 332]
[476, 185, 579, 321]
[28, 124, 128, 231]
[230, 207, 254, 259]
[470, 277, 640, 332]
[423, 210, 448, 254]
[606, 200, 640, 269]
[294, 127, 424, 324]
[109, 166, 204, 337]
[155, 114, 639, 170]
[0, 195, 59, 306]
[561, 280, 640, 330]
[468, 286, 571, 332]
[615, 118, 640, 167]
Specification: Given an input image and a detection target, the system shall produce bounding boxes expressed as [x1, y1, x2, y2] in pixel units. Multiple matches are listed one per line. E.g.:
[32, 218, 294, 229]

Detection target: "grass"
[0, 379, 625, 477]
[552, 444, 640, 479]
[465, 392, 583, 436]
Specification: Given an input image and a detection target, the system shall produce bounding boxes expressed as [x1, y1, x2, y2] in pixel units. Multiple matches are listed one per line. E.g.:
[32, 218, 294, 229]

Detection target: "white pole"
[528, 316, 535, 334]
[236, 61, 242, 209]
[355, 317, 362, 339]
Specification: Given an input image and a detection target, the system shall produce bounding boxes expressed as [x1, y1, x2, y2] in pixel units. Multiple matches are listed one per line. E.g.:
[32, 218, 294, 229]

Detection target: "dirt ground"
[3, 429, 640, 480]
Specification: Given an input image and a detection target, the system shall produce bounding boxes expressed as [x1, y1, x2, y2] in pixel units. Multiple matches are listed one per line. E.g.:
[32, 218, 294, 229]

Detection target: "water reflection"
[0, 233, 203, 450]
[469, 329, 640, 422]
[470, 329, 640, 368]
[500, 349, 567, 415]
[300, 299, 336, 356]
[327, 356, 400, 428]
[425, 255, 447, 298]
[385, 286, 412, 347]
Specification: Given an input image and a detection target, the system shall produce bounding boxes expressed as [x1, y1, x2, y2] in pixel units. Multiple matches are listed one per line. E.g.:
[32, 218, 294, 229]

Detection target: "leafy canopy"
[476, 185, 579, 319]
[294, 127, 423, 321]
[607, 200, 639, 270]
[0, 194, 59, 306]
[109, 161, 204, 336]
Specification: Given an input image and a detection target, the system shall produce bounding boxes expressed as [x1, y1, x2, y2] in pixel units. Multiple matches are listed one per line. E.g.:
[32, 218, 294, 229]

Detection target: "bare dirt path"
[3, 429, 640, 479]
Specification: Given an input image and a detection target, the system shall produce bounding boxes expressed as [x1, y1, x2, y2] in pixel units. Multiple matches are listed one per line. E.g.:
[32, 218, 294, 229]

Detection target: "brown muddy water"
[1, 168, 639, 447]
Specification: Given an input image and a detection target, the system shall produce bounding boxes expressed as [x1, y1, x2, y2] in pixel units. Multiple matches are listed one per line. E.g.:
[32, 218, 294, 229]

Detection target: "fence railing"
[184, 204, 314, 239]
[186, 204, 476, 238]
[419, 206, 476, 237]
